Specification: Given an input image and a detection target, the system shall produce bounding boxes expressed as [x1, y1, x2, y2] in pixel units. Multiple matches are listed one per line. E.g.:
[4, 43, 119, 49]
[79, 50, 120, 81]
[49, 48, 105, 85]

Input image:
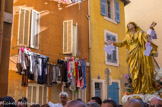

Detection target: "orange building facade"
[8, 0, 89, 104]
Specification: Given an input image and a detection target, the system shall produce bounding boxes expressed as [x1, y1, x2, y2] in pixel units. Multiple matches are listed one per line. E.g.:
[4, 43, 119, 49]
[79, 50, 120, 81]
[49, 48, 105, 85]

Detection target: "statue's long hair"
[126, 22, 143, 34]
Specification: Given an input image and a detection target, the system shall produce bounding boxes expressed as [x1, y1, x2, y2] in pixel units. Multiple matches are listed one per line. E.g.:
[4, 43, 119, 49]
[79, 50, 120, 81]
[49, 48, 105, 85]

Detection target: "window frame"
[104, 0, 117, 24]
[92, 79, 106, 100]
[26, 84, 48, 105]
[30, 9, 40, 49]
[104, 30, 119, 66]
[17, 7, 40, 49]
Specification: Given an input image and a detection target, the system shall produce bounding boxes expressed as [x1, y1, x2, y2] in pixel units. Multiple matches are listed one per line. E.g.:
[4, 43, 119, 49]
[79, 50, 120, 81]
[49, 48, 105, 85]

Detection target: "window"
[63, 20, 78, 56]
[26, 84, 48, 105]
[93, 79, 106, 100]
[72, 89, 86, 102]
[104, 30, 119, 66]
[18, 7, 40, 49]
[100, 0, 120, 23]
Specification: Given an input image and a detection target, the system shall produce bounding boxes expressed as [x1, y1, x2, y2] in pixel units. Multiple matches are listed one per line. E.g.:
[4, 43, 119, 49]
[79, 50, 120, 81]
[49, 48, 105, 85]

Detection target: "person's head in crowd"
[118, 105, 123, 107]
[149, 97, 162, 107]
[0, 98, 3, 107]
[67, 100, 87, 107]
[87, 102, 100, 107]
[124, 99, 144, 107]
[17, 97, 27, 107]
[41, 104, 49, 107]
[144, 102, 149, 107]
[30, 104, 40, 107]
[101, 99, 118, 107]
[2, 96, 16, 107]
[90, 97, 102, 105]
[59, 92, 69, 106]
[77, 98, 82, 102]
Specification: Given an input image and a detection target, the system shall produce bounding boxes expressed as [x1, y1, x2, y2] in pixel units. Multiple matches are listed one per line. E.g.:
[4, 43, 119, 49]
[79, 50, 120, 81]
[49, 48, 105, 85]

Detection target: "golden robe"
[113, 30, 158, 94]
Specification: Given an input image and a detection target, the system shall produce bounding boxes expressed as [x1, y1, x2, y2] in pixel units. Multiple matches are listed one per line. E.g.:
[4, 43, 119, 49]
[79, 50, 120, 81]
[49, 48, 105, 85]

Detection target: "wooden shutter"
[27, 86, 32, 103]
[112, 36, 117, 63]
[43, 86, 48, 104]
[18, 8, 30, 46]
[100, 0, 107, 16]
[63, 20, 73, 54]
[38, 86, 43, 105]
[108, 82, 119, 104]
[72, 23, 78, 57]
[30, 9, 40, 49]
[33, 86, 37, 103]
[115, 0, 120, 23]
[38, 86, 48, 105]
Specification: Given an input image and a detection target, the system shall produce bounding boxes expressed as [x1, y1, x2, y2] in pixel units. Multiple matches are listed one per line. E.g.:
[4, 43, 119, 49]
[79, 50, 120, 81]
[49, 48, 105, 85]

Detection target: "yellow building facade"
[89, 0, 130, 104]
[125, 0, 162, 67]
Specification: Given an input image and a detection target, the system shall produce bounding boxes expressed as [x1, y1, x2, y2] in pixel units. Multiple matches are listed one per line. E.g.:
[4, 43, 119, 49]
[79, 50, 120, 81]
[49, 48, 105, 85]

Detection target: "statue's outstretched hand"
[104, 40, 113, 45]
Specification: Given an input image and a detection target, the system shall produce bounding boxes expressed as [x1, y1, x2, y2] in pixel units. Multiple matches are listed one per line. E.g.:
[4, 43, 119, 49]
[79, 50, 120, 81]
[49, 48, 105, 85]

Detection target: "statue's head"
[127, 22, 142, 33]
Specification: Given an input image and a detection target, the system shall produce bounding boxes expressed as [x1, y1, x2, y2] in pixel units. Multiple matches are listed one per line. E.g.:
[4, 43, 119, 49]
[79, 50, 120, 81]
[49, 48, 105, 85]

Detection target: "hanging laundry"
[82, 59, 86, 89]
[57, 59, 68, 82]
[52, 65, 61, 84]
[37, 55, 49, 84]
[46, 64, 53, 87]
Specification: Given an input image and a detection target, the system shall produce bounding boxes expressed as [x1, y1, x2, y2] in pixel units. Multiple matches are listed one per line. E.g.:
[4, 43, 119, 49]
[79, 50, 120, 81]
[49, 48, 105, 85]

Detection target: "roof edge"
[121, 0, 130, 6]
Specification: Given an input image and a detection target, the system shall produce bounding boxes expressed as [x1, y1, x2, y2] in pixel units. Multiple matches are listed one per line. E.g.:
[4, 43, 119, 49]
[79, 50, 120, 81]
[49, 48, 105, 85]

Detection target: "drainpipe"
[88, 0, 91, 100]
[0, 0, 5, 64]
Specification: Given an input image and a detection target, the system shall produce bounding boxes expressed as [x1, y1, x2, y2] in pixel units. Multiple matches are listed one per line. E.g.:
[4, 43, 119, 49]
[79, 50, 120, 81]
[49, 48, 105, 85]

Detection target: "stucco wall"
[8, 0, 89, 102]
[90, 0, 128, 103]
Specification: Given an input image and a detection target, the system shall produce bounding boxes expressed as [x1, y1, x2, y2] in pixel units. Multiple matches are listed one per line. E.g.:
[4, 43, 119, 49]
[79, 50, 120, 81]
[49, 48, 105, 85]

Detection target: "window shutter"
[38, 86, 43, 105]
[27, 86, 32, 103]
[43, 86, 48, 104]
[112, 36, 117, 63]
[33, 86, 37, 103]
[27, 85, 48, 105]
[72, 23, 78, 57]
[115, 0, 120, 23]
[18, 8, 30, 47]
[63, 20, 73, 54]
[30, 10, 40, 49]
[100, 0, 107, 16]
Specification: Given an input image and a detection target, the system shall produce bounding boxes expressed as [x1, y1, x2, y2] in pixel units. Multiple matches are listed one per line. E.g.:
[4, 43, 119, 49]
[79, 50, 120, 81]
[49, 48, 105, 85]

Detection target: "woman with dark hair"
[90, 97, 102, 105]
[17, 97, 28, 107]
[2, 96, 16, 107]
[105, 22, 158, 94]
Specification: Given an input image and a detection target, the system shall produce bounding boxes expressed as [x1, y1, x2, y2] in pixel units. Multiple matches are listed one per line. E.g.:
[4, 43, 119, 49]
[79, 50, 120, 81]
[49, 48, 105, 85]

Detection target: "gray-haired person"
[67, 100, 87, 107]
[48, 92, 69, 107]
[124, 99, 145, 107]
